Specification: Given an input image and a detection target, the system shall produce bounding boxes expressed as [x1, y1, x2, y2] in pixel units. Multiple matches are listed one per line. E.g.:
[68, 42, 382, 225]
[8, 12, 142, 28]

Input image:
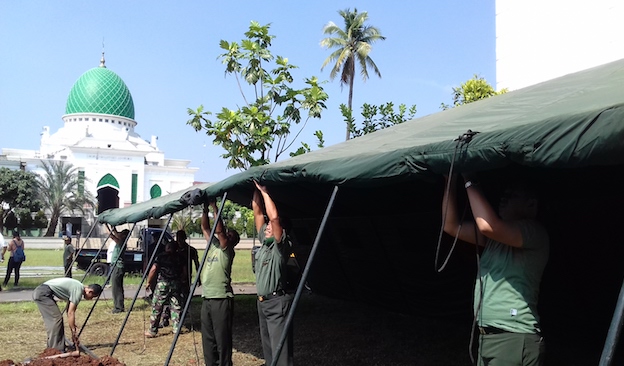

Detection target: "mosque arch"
[150, 184, 162, 199]
[96, 173, 120, 214]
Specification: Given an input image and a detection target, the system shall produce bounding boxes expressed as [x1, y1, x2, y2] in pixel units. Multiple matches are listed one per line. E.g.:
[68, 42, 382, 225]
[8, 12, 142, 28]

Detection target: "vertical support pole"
[78, 222, 137, 338]
[65, 218, 99, 277]
[110, 215, 173, 356]
[271, 185, 340, 366]
[599, 276, 624, 365]
[164, 192, 228, 366]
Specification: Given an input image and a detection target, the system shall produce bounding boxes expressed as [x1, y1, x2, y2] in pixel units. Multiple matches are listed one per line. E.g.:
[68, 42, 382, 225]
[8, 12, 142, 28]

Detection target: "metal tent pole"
[164, 192, 228, 366]
[78, 222, 137, 338]
[65, 218, 98, 277]
[110, 214, 173, 356]
[599, 276, 624, 365]
[271, 185, 339, 366]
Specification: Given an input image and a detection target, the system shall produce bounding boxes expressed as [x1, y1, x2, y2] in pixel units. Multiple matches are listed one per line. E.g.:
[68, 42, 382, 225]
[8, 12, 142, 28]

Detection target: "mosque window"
[105, 119, 109, 122]
[118, 121, 122, 124]
[79, 118, 83, 121]
[99, 118, 102, 122]
[131, 174, 138, 204]
[150, 184, 162, 199]
[92, 118, 96, 121]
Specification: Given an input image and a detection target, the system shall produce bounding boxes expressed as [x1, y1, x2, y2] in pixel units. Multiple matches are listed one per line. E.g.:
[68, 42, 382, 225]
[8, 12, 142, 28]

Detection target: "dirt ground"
[0, 348, 124, 365]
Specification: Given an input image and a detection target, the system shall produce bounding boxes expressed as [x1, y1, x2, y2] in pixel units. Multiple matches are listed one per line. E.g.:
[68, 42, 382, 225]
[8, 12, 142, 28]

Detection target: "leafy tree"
[0, 167, 41, 232]
[33, 210, 49, 229]
[440, 75, 508, 110]
[188, 21, 328, 170]
[172, 207, 202, 235]
[17, 210, 34, 228]
[321, 8, 386, 140]
[37, 160, 95, 237]
[341, 102, 417, 139]
[4, 211, 17, 231]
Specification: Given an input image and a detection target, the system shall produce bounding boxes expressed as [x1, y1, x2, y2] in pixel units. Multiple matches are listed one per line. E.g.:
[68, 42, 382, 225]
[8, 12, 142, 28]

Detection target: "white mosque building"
[1, 54, 197, 234]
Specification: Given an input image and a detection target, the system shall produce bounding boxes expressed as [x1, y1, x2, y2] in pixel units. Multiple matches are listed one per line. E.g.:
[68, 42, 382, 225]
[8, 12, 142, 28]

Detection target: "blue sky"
[0, 1, 496, 183]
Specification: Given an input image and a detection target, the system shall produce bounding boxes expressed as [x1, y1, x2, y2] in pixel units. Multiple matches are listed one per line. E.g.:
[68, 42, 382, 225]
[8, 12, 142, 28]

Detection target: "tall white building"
[1, 54, 197, 233]
[496, 0, 624, 91]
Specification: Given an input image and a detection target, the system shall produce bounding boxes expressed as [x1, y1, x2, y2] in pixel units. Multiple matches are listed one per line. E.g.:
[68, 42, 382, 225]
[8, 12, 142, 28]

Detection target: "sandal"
[145, 331, 157, 338]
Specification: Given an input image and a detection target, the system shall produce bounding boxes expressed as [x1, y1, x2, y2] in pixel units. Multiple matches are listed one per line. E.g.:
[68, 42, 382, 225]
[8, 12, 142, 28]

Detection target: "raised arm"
[442, 175, 480, 245]
[210, 201, 229, 249]
[254, 181, 283, 242]
[252, 188, 266, 234]
[462, 175, 524, 248]
[201, 204, 212, 242]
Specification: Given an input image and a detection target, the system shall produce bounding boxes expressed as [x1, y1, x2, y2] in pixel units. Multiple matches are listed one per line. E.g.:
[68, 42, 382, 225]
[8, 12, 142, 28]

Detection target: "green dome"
[65, 66, 135, 119]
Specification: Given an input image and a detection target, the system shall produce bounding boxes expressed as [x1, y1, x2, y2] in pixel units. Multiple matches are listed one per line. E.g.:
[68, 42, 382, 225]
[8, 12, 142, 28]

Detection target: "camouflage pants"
[149, 280, 182, 334]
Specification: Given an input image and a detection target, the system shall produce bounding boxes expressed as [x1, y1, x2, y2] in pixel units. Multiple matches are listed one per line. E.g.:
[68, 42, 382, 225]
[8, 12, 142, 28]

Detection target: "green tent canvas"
[99, 59, 624, 362]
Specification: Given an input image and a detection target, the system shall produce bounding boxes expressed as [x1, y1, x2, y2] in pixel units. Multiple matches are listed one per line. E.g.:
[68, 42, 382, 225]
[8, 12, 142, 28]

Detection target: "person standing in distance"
[63, 231, 75, 278]
[0, 232, 5, 291]
[252, 181, 294, 366]
[442, 174, 549, 366]
[3, 231, 25, 287]
[200, 199, 240, 366]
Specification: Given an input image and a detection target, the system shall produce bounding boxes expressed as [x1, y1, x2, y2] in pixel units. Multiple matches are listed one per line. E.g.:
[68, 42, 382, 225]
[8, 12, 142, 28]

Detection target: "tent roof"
[100, 57, 624, 225]
[96, 59, 624, 361]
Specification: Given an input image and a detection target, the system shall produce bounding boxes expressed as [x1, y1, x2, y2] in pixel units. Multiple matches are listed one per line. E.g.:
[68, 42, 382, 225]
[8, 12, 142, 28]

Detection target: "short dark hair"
[176, 230, 187, 241]
[227, 229, 241, 246]
[87, 284, 103, 296]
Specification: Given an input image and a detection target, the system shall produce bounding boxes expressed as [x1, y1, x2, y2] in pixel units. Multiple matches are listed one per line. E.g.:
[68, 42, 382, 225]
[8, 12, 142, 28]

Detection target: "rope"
[435, 129, 479, 272]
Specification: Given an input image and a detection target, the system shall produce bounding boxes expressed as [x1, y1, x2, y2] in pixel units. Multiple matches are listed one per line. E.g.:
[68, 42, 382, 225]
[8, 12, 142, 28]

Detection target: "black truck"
[75, 228, 173, 276]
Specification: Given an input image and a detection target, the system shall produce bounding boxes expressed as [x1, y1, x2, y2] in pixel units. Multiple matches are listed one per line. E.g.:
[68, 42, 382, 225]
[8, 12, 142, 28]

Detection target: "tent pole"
[61, 219, 102, 317]
[110, 215, 173, 356]
[271, 185, 339, 366]
[599, 276, 624, 365]
[78, 222, 137, 338]
[164, 192, 228, 366]
[66, 217, 99, 277]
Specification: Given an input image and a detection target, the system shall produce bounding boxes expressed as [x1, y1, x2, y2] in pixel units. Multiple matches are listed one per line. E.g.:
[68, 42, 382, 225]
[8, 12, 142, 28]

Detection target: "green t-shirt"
[63, 243, 75, 265]
[111, 241, 125, 268]
[201, 238, 235, 298]
[44, 277, 84, 306]
[254, 227, 291, 297]
[475, 219, 550, 334]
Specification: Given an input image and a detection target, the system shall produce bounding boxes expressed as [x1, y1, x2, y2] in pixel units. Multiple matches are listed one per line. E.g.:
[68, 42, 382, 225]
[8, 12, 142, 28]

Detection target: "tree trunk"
[346, 69, 355, 141]
[45, 211, 60, 237]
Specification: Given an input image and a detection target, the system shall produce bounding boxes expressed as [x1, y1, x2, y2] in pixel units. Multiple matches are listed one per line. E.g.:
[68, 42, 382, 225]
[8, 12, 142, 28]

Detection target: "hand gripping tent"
[99, 58, 624, 364]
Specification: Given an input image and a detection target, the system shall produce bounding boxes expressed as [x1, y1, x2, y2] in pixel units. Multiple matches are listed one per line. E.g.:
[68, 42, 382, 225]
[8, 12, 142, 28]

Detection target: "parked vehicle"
[75, 228, 173, 276]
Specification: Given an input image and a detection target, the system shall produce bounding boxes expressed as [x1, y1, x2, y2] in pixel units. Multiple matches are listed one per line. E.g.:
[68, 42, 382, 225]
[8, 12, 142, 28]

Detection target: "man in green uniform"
[145, 241, 186, 337]
[33, 278, 102, 352]
[442, 174, 549, 366]
[252, 181, 294, 366]
[63, 232, 75, 278]
[109, 227, 129, 314]
[200, 199, 240, 366]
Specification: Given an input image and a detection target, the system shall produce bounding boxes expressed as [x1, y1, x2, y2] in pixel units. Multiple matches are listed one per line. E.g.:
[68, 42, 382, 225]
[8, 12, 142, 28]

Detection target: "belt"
[258, 290, 285, 302]
[478, 326, 509, 335]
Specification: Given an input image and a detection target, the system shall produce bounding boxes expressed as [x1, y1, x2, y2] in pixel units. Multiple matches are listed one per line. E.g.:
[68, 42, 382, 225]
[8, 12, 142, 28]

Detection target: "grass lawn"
[0, 292, 478, 366]
[0, 249, 255, 290]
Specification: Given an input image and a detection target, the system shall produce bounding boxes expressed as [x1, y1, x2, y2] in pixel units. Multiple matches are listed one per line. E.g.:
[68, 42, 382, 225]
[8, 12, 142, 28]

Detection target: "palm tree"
[37, 160, 95, 237]
[321, 8, 386, 140]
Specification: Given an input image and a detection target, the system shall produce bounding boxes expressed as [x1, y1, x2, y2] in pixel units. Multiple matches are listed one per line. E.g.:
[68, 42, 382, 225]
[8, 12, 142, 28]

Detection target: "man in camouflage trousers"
[145, 241, 186, 337]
